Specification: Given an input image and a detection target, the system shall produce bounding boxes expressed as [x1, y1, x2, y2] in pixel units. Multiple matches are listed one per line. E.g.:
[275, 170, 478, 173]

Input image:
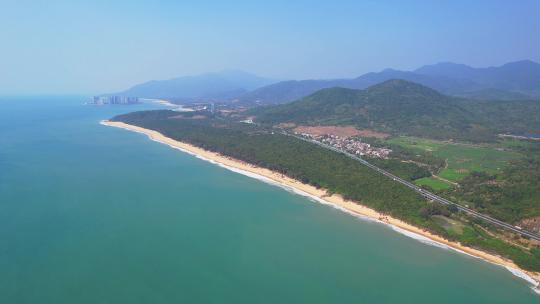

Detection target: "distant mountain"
[117, 70, 276, 101]
[414, 62, 478, 79]
[237, 79, 352, 105]
[415, 60, 540, 96]
[114, 60, 540, 104]
[239, 60, 540, 105]
[251, 79, 540, 141]
[350, 68, 479, 94]
[455, 88, 531, 101]
[237, 69, 477, 105]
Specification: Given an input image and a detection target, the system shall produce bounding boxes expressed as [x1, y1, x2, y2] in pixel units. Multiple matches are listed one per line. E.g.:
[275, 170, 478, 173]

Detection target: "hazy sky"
[1, 0, 539, 94]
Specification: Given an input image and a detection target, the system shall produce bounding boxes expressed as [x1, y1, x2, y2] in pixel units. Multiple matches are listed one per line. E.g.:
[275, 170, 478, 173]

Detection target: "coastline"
[140, 98, 196, 112]
[140, 98, 177, 107]
[101, 119, 540, 289]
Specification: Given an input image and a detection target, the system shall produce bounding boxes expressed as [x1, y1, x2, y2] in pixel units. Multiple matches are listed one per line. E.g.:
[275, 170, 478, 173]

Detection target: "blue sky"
[1, 0, 539, 94]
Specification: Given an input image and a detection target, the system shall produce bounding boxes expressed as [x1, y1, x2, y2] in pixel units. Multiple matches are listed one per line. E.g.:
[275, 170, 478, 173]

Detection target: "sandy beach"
[140, 98, 177, 107]
[102, 119, 540, 287]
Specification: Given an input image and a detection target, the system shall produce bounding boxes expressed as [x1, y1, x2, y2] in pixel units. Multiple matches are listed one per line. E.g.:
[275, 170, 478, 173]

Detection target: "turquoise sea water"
[0, 96, 538, 303]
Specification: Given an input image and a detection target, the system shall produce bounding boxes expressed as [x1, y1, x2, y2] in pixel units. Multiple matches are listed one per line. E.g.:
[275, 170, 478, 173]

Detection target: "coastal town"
[295, 132, 392, 159]
[88, 95, 140, 105]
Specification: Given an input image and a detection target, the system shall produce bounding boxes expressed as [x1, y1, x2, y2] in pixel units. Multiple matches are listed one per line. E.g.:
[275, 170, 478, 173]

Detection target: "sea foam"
[505, 266, 540, 293]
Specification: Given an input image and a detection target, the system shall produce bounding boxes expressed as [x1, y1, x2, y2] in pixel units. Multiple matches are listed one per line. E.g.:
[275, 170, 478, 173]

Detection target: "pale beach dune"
[101, 120, 540, 288]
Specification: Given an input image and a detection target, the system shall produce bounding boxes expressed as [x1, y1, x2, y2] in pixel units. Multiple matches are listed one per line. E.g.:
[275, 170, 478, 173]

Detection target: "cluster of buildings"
[299, 133, 392, 159]
[89, 96, 139, 105]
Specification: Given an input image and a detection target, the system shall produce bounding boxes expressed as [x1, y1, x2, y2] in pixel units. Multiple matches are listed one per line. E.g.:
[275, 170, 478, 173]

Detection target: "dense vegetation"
[250, 79, 540, 142]
[445, 143, 540, 224]
[367, 158, 431, 181]
[112, 110, 540, 272]
[375, 136, 540, 225]
[463, 99, 540, 137]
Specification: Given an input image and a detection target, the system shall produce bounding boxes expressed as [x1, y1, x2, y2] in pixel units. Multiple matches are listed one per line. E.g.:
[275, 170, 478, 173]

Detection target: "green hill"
[251, 79, 540, 142]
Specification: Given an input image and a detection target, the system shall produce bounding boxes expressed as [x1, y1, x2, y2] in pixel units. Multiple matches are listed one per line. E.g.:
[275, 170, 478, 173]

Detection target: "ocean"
[0, 96, 538, 303]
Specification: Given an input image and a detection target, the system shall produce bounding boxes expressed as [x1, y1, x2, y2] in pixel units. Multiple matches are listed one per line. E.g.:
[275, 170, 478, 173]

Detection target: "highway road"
[288, 133, 540, 241]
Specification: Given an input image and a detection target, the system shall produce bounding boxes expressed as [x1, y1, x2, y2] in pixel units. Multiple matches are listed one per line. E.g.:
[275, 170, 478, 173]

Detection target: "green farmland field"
[387, 137, 520, 182]
[414, 177, 452, 190]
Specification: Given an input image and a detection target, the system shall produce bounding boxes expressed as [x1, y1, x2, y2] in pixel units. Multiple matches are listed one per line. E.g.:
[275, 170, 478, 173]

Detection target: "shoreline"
[101, 119, 540, 290]
[140, 98, 196, 112]
[140, 98, 177, 107]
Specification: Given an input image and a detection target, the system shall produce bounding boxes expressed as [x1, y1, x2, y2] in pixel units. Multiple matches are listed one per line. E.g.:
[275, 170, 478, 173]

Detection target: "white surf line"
[100, 120, 540, 293]
[389, 226, 539, 292]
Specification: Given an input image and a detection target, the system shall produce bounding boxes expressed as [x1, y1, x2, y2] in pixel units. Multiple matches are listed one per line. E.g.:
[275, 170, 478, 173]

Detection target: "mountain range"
[239, 60, 540, 104]
[116, 70, 276, 101]
[114, 60, 540, 104]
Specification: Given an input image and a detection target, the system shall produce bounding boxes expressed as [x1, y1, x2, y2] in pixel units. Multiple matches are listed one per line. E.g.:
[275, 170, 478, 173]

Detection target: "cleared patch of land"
[356, 129, 390, 139]
[293, 125, 362, 138]
[386, 136, 444, 151]
[518, 216, 540, 234]
[432, 215, 465, 234]
[275, 122, 297, 129]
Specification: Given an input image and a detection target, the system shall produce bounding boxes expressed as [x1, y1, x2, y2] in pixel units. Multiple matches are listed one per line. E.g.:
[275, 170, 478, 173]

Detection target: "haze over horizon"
[1, 0, 539, 95]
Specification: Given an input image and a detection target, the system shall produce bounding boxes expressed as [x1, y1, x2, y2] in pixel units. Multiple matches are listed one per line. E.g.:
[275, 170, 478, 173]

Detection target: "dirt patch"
[293, 125, 362, 138]
[518, 216, 540, 234]
[356, 129, 391, 139]
[293, 126, 390, 139]
[275, 122, 297, 129]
